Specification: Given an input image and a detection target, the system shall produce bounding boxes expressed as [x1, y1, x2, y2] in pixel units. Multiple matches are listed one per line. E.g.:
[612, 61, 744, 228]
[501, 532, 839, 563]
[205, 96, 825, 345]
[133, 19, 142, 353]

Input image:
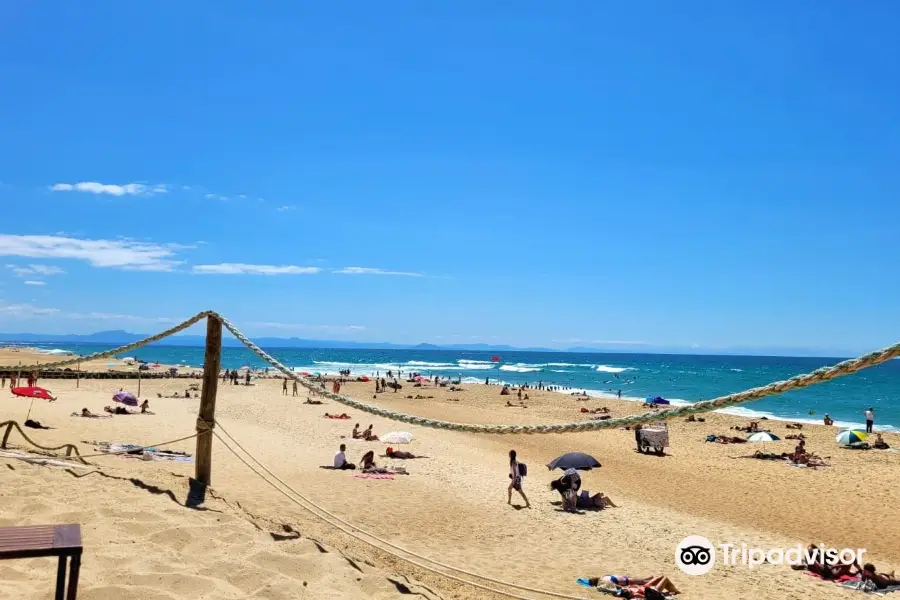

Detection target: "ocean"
[22, 344, 900, 432]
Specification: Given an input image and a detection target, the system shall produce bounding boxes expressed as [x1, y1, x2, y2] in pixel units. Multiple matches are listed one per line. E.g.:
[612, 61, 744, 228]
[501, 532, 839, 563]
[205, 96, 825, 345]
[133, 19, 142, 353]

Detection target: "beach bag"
[518, 463, 527, 477]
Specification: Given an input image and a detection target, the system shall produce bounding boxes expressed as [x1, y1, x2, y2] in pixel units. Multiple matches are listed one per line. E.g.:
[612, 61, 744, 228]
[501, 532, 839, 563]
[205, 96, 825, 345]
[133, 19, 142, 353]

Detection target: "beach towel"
[354, 473, 394, 480]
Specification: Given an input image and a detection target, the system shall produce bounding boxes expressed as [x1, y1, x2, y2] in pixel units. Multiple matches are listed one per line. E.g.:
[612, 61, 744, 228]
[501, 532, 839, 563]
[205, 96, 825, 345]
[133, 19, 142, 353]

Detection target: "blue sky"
[1, 1, 899, 353]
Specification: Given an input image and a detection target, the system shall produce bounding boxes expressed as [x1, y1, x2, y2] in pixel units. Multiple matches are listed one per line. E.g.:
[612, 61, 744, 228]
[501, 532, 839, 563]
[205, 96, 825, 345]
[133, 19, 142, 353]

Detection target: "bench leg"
[67, 555, 81, 600]
[55, 556, 68, 600]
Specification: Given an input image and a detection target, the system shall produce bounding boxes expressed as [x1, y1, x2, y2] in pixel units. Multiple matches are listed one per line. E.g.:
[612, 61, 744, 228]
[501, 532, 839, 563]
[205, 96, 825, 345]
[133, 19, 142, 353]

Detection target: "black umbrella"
[546, 452, 601, 471]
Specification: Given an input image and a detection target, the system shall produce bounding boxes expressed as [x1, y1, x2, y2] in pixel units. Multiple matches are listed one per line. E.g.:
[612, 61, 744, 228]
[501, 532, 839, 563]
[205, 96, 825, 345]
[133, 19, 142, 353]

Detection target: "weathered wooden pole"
[76, 361, 80, 389]
[195, 315, 222, 488]
[137, 364, 142, 397]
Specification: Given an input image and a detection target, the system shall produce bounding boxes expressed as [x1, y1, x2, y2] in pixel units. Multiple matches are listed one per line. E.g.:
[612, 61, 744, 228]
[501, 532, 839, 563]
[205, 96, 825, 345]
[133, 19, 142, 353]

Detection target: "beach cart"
[637, 421, 669, 455]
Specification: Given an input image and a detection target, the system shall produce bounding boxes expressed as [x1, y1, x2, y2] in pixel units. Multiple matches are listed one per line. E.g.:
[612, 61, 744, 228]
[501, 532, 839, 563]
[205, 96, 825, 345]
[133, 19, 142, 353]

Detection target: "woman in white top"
[507, 449, 530, 508]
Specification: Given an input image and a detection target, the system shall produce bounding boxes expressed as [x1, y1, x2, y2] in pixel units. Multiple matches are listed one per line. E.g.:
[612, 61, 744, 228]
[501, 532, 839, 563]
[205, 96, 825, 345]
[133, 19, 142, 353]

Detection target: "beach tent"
[646, 396, 670, 405]
[836, 430, 868, 446]
[122, 357, 135, 364]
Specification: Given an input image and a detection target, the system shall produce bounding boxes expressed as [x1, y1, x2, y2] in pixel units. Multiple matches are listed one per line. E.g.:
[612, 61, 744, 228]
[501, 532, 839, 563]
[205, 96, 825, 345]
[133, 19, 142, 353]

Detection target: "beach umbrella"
[546, 452, 601, 471]
[382, 431, 414, 444]
[748, 432, 780, 442]
[113, 391, 139, 406]
[11, 387, 56, 401]
[836, 430, 868, 446]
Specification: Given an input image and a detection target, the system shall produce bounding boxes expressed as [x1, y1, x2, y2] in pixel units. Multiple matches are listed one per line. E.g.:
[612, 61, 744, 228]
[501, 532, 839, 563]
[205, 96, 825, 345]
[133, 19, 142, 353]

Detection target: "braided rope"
[10, 311, 212, 371]
[216, 312, 900, 433]
[12, 311, 900, 434]
[0, 420, 88, 464]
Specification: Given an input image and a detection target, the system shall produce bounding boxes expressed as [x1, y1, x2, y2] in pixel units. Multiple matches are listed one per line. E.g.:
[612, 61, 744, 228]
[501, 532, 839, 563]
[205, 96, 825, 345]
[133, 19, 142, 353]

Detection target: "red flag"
[491, 356, 500, 362]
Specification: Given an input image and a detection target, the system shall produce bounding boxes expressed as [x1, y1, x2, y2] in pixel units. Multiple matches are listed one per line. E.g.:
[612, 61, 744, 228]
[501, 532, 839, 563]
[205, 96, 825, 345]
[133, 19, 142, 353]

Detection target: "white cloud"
[23, 280, 46, 286]
[192, 263, 322, 275]
[6, 264, 65, 277]
[0, 302, 60, 317]
[0, 301, 174, 323]
[50, 182, 167, 196]
[333, 267, 423, 277]
[0, 234, 184, 271]
[275, 205, 296, 212]
[249, 321, 365, 332]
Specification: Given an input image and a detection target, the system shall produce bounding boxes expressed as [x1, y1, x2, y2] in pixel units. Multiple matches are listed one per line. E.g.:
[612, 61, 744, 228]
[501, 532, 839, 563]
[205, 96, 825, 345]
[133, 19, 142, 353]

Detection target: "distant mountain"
[0, 330, 861, 358]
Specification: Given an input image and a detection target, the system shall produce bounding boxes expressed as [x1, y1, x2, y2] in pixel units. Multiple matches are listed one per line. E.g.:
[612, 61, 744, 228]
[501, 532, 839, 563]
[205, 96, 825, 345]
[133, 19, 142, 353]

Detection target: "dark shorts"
[512, 476, 522, 491]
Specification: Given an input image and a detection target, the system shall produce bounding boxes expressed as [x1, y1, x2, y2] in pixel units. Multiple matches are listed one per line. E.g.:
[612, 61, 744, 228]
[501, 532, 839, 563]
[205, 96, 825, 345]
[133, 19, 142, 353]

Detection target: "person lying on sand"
[785, 422, 804, 430]
[24, 419, 51, 430]
[104, 405, 135, 415]
[324, 413, 350, 419]
[786, 433, 806, 440]
[684, 415, 705, 422]
[733, 451, 791, 461]
[585, 575, 680, 595]
[506, 400, 528, 408]
[706, 435, 747, 444]
[790, 544, 860, 579]
[862, 563, 900, 589]
[384, 447, 424, 459]
[72, 408, 111, 419]
[304, 397, 323, 405]
[730, 421, 761, 433]
[580, 407, 609, 414]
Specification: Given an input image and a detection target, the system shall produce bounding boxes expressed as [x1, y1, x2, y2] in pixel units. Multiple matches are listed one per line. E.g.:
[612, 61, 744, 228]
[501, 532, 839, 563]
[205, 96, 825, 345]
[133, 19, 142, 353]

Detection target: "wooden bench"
[0, 524, 82, 599]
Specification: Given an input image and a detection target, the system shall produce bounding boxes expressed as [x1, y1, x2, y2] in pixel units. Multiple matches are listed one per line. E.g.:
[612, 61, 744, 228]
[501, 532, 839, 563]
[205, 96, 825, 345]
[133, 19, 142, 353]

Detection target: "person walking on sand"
[292, 380, 298, 396]
[864, 407, 875, 433]
[507, 450, 530, 508]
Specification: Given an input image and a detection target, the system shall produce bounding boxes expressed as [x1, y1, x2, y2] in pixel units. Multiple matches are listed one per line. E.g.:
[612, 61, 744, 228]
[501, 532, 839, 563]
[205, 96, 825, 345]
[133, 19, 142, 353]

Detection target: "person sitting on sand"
[363, 424, 379, 441]
[351, 423, 362, 439]
[862, 563, 900, 589]
[360, 450, 380, 472]
[823, 414, 834, 426]
[334, 444, 356, 470]
[872, 433, 890, 450]
[385, 447, 418, 459]
[140, 399, 152, 414]
[585, 575, 680, 595]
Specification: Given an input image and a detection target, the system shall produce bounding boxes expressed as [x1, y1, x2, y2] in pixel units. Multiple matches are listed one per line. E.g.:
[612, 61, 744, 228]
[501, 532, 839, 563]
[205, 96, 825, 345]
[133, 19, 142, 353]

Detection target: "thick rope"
[215, 420, 584, 600]
[0, 420, 88, 463]
[10, 311, 212, 371]
[216, 312, 900, 433]
[13, 310, 900, 433]
[212, 424, 581, 600]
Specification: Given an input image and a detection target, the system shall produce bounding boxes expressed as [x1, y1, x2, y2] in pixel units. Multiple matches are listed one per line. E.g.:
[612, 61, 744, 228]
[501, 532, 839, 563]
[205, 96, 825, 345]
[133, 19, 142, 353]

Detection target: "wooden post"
[137, 364, 141, 397]
[195, 315, 222, 487]
[76, 361, 80, 389]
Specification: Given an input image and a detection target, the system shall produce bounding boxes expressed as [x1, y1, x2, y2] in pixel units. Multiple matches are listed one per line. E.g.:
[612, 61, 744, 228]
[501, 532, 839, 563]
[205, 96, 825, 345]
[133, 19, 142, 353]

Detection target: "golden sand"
[0, 347, 897, 599]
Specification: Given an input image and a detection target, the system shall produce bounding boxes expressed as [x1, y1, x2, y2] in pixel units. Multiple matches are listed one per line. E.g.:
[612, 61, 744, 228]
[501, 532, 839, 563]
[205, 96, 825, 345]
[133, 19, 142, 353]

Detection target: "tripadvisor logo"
[675, 536, 866, 575]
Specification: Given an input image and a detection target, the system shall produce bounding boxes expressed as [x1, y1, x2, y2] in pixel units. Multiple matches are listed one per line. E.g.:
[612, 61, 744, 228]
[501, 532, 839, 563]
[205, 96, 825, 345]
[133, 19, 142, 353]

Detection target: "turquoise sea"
[24, 344, 900, 432]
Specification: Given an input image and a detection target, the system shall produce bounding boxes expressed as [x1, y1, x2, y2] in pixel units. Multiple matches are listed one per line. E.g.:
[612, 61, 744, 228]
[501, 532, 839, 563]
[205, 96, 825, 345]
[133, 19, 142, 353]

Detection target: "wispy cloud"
[0, 234, 185, 272]
[0, 302, 60, 317]
[333, 267, 423, 277]
[6, 264, 66, 277]
[50, 182, 168, 196]
[23, 280, 46, 286]
[248, 321, 365, 332]
[192, 263, 322, 275]
[275, 205, 296, 212]
[0, 301, 174, 323]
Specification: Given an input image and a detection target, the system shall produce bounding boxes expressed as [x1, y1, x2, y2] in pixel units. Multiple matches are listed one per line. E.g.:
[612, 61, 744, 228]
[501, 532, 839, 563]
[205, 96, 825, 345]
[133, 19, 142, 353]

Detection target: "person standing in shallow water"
[507, 450, 530, 508]
[864, 407, 875, 433]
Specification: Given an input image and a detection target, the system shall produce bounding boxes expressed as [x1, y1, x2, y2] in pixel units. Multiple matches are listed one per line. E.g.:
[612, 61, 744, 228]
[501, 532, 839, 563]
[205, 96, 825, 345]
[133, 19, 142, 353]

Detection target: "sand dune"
[0, 363, 897, 599]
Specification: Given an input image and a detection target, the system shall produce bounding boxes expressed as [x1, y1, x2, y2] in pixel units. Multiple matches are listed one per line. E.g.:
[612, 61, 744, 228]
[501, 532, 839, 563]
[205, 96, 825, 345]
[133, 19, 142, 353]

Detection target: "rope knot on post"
[195, 418, 215, 432]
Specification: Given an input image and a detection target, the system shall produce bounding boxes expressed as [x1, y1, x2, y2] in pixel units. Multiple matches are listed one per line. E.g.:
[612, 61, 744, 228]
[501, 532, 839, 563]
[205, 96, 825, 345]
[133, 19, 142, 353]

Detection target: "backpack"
[517, 462, 527, 477]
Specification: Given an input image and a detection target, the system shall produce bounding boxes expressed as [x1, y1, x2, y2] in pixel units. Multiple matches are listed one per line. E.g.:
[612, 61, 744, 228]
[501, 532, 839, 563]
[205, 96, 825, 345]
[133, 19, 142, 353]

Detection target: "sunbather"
[862, 563, 900, 589]
[304, 397, 323, 405]
[385, 448, 419, 459]
[873, 433, 890, 450]
[363, 424, 379, 441]
[586, 575, 680, 594]
[576, 490, 616, 510]
[104, 405, 134, 415]
[140, 400, 154, 414]
[324, 413, 350, 419]
[351, 423, 362, 439]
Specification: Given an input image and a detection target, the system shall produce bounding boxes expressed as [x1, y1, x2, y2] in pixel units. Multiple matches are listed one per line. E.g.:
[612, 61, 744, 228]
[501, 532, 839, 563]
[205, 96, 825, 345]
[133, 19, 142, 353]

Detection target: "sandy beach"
[1, 347, 898, 599]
